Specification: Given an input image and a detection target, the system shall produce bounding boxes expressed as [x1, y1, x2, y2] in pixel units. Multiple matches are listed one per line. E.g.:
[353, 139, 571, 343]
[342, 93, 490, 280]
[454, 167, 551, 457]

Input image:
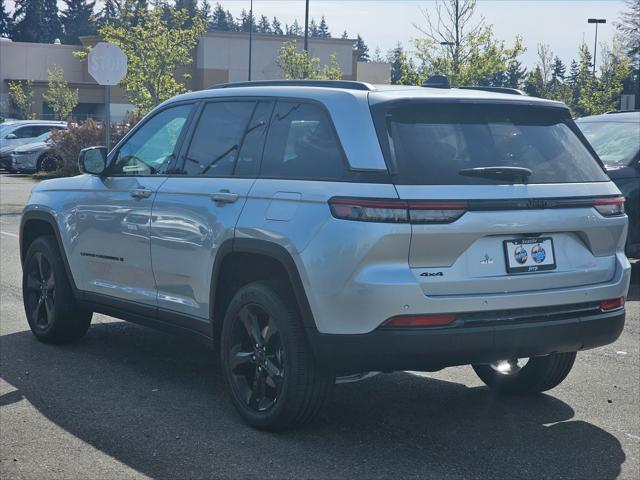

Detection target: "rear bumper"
[310, 308, 625, 375]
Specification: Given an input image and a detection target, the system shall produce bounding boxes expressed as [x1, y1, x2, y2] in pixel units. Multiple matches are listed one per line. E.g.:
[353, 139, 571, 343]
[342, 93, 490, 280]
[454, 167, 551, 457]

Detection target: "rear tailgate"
[372, 99, 627, 296]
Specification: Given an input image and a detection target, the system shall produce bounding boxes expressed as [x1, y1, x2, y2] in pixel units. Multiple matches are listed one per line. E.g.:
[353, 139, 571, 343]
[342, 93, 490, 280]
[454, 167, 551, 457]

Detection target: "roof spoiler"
[422, 75, 527, 96]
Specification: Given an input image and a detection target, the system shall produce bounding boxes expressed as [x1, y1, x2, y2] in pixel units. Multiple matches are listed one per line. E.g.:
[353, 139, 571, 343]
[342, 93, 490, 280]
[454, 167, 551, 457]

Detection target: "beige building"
[0, 32, 389, 121]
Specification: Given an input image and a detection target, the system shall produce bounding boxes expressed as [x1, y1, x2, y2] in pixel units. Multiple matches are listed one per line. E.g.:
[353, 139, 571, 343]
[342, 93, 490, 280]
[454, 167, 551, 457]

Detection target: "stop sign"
[88, 42, 127, 86]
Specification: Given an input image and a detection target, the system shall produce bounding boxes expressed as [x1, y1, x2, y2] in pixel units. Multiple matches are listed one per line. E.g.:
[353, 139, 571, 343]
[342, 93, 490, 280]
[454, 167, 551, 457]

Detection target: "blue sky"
[5, 1, 629, 68]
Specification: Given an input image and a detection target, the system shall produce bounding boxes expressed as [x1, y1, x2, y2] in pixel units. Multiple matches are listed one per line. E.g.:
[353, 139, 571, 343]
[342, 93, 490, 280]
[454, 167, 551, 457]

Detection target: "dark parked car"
[577, 111, 640, 257]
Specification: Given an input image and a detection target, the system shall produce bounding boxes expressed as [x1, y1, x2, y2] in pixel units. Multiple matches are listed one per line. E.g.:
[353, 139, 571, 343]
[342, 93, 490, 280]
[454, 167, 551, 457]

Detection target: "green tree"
[276, 41, 342, 80]
[238, 9, 255, 32]
[12, 0, 63, 43]
[199, 0, 210, 24]
[61, 0, 97, 45]
[355, 34, 370, 62]
[272, 16, 283, 35]
[209, 2, 235, 31]
[318, 15, 330, 38]
[413, 0, 524, 86]
[98, 0, 118, 27]
[7, 80, 36, 119]
[614, 0, 639, 108]
[615, 0, 640, 62]
[257, 15, 271, 33]
[286, 20, 302, 36]
[371, 46, 385, 63]
[309, 18, 319, 37]
[579, 43, 631, 115]
[42, 67, 79, 120]
[174, 0, 199, 28]
[97, 7, 205, 113]
[0, 0, 13, 37]
[341, 30, 348, 40]
[388, 43, 419, 85]
[505, 58, 527, 89]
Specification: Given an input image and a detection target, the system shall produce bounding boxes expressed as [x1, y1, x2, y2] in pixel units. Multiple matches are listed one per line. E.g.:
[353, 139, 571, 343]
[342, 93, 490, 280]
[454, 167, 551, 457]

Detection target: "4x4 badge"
[480, 254, 494, 265]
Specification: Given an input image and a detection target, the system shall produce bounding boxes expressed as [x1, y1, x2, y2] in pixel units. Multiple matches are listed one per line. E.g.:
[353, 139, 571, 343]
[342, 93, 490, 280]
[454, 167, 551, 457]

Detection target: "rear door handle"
[130, 188, 153, 199]
[211, 190, 239, 204]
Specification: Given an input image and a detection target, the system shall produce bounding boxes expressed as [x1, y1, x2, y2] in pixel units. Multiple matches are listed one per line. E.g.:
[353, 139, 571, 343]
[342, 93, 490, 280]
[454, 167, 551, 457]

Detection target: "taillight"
[382, 313, 457, 328]
[600, 297, 625, 312]
[328, 197, 467, 224]
[328, 197, 408, 223]
[593, 197, 625, 217]
[408, 201, 467, 224]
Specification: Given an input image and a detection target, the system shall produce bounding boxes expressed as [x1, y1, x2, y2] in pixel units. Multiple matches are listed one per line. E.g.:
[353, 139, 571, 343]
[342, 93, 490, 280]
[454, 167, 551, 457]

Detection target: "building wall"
[1, 34, 390, 120]
[356, 62, 391, 84]
[196, 32, 357, 86]
[0, 39, 131, 120]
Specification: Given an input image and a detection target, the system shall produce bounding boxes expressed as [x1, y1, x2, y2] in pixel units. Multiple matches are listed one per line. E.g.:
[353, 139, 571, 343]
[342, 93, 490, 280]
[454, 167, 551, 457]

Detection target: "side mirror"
[5, 133, 17, 139]
[79, 146, 107, 175]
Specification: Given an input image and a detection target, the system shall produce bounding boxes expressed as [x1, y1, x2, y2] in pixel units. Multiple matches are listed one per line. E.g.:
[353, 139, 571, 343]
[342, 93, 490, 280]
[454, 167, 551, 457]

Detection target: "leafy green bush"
[49, 119, 130, 177]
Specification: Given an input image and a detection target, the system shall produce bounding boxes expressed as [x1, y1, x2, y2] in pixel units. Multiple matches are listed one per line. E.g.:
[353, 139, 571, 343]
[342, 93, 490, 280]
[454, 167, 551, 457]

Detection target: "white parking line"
[0, 231, 18, 238]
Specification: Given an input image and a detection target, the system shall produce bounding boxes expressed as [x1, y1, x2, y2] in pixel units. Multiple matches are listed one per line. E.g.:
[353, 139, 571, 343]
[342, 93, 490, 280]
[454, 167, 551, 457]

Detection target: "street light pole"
[304, 0, 310, 52]
[248, 0, 253, 81]
[587, 18, 606, 75]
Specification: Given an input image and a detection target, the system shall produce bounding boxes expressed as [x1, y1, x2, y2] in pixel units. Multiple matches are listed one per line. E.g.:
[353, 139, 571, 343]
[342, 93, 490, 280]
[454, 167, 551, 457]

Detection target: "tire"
[472, 352, 577, 394]
[22, 235, 92, 343]
[37, 154, 58, 173]
[220, 280, 334, 431]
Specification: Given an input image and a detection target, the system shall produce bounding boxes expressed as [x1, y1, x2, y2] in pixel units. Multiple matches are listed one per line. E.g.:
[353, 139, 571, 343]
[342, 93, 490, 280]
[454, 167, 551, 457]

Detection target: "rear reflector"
[593, 197, 625, 217]
[329, 197, 467, 224]
[599, 297, 625, 312]
[382, 314, 457, 328]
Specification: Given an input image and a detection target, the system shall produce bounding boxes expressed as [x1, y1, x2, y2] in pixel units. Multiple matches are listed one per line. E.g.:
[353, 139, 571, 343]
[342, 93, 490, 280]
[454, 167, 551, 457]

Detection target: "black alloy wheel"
[24, 251, 56, 331]
[228, 303, 285, 412]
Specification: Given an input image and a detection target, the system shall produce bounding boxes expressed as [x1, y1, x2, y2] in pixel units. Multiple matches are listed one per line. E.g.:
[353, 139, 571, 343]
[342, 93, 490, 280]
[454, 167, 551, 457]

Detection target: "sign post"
[88, 42, 127, 151]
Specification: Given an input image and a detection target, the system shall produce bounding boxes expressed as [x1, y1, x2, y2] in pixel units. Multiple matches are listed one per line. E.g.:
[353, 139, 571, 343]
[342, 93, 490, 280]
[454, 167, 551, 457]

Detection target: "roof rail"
[207, 80, 375, 91]
[605, 109, 640, 114]
[458, 86, 526, 96]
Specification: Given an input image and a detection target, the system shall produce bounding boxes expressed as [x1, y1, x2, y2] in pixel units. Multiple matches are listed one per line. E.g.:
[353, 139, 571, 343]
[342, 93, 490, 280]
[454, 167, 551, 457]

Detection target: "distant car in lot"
[0, 120, 67, 171]
[576, 111, 640, 257]
[20, 80, 631, 431]
[10, 130, 62, 173]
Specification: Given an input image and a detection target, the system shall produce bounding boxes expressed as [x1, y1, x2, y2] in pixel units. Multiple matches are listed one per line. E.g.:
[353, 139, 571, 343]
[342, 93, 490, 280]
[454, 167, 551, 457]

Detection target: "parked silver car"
[20, 81, 631, 431]
[0, 120, 67, 171]
[10, 130, 62, 173]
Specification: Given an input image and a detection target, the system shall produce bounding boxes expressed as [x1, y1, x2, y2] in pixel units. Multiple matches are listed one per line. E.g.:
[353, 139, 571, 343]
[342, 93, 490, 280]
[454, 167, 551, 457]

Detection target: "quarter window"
[111, 104, 192, 176]
[182, 101, 255, 177]
[261, 101, 346, 180]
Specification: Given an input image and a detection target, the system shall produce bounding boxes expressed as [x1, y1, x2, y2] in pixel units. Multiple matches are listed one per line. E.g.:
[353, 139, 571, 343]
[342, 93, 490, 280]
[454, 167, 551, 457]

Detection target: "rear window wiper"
[458, 166, 533, 184]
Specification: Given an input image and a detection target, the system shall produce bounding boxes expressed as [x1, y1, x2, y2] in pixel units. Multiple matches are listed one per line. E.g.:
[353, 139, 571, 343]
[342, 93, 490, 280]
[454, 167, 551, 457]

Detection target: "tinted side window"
[235, 102, 273, 177]
[13, 127, 35, 139]
[261, 101, 346, 180]
[182, 101, 255, 177]
[33, 126, 54, 137]
[111, 104, 192, 176]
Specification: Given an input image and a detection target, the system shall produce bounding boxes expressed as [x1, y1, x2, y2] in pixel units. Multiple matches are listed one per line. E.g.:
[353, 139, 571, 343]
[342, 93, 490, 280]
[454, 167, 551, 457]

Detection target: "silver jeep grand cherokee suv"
[20, 81, 631, 431]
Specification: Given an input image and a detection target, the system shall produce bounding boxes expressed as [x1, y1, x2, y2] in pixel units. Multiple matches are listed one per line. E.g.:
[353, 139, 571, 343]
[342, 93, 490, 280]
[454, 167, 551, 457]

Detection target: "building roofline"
[200, 30, 356, 45]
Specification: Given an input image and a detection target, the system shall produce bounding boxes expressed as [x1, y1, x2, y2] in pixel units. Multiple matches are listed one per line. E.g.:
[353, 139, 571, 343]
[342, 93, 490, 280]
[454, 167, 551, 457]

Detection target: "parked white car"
[10, 130, 61, 173]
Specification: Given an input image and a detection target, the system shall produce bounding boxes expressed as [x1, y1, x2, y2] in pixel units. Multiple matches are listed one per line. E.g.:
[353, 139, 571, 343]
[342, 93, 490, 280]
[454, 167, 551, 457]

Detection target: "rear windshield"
[374, 103, 609, 185]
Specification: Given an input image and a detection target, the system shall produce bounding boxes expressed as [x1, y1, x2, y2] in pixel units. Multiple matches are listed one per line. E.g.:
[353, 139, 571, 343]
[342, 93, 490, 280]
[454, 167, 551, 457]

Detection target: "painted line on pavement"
[0, 231, 18, 238]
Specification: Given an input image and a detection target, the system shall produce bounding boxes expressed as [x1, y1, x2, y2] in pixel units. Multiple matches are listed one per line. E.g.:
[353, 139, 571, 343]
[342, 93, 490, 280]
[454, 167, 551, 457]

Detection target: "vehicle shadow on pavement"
[0, 321, 626, 480]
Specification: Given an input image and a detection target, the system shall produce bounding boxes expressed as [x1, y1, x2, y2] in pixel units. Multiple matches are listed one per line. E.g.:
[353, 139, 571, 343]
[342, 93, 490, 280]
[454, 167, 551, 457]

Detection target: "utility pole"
[304, 0, 310, 52]
[248, 0, 253, 80]
[587, 18, 606, 75]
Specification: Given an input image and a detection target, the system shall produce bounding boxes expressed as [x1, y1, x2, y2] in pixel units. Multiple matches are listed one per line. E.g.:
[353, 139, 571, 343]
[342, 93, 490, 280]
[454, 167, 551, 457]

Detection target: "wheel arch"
[20, 210, 80, 297]
[210, 238, 318, 343]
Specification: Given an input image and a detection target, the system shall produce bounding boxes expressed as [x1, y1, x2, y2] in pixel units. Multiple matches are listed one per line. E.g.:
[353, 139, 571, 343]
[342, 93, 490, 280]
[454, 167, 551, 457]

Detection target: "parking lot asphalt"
[0, 173, 638, 480]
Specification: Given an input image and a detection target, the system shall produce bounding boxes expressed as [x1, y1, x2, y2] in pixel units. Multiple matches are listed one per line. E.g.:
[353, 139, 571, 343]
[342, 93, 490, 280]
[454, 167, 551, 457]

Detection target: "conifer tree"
[61, 0, 97, 45]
